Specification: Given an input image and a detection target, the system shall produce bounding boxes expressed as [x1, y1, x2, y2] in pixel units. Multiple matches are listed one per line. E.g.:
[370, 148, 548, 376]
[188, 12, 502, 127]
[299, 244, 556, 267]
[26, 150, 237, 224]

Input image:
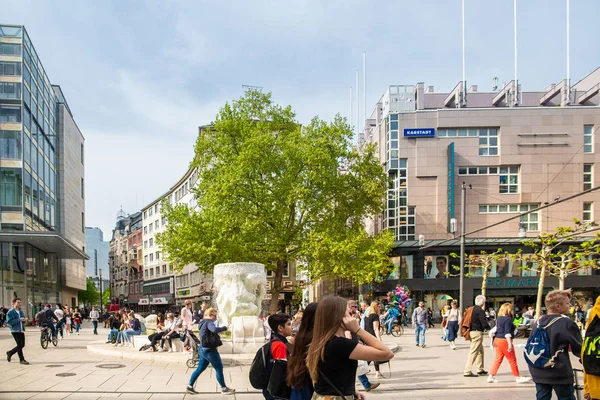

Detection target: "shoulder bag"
[318, 368, 350, 400]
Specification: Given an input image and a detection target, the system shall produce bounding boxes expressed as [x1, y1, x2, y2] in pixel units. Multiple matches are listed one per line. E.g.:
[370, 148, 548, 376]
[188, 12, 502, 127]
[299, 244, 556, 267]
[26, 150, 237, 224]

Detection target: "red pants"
[489, 338, 520, 377]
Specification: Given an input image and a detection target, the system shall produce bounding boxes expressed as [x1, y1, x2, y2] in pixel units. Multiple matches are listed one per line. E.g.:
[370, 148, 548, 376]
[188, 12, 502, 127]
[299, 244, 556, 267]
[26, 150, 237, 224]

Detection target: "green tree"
[452, 249, 507, 298]
[78, 277, 100, 306]
[158, 90, 394, 312]
[102, 288, 110, 309]
[522, 220, 599, 318]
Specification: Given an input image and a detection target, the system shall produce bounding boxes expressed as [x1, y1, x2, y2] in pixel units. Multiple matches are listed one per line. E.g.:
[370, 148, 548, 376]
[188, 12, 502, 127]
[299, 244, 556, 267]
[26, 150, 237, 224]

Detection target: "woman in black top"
[306, 297, 394, 400]
[488, 302, 531, 384]
[364, 302, 385, 379]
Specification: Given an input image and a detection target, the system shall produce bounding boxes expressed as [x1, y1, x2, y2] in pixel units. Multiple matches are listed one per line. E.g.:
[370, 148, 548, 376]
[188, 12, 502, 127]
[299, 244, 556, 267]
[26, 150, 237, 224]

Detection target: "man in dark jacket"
[464, 295, 490, 377]
[41, 304, 59, 339]
[528, 289, 582, 400]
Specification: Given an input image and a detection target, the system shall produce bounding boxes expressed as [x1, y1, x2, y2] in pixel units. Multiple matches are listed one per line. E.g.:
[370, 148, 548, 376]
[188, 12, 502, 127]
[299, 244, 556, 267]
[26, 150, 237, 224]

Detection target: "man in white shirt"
[90, 306, 100, 335]
[54, 304, 65, 339]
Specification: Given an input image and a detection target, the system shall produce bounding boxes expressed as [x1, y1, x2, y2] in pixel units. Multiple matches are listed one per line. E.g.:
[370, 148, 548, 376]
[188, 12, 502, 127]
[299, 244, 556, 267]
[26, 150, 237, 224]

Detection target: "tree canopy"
[157, 90, 394, 311]
[78, 277, 100, 306]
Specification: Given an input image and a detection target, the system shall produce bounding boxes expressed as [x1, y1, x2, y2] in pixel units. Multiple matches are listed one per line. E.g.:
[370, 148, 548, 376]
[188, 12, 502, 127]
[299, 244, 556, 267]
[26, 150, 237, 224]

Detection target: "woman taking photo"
[364, 301, 385, 379]
[487, 302, 531, 384]
[287, 302, 318, 400]
[306, 297, 394, 400]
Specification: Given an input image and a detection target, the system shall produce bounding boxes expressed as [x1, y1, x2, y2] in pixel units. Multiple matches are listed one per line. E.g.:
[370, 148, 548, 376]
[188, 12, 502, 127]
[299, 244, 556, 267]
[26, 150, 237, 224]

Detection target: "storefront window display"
[387, 255, 413, 280]
[424, 255, 449, 279]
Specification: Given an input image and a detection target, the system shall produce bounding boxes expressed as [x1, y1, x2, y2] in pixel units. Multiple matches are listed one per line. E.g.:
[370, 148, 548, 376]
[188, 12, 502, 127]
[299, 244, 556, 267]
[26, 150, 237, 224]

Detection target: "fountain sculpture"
[213, 262, 267, 354]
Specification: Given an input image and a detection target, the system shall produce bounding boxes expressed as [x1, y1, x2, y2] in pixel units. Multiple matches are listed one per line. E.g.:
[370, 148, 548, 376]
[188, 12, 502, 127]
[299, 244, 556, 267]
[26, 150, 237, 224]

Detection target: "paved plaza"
[0, 321, 547, 399]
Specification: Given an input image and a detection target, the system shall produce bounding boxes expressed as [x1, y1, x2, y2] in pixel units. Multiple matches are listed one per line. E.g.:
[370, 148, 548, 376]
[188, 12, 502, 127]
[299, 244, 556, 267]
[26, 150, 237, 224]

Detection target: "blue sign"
[487, 278, 540, 289]
[404, 128, 436, 137]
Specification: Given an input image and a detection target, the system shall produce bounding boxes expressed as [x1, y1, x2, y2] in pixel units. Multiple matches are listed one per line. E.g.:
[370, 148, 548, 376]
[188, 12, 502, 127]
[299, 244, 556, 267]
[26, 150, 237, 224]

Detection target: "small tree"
[102, 289, 110, 310]
[451, 249, 506, 297]
[78, 277, 100, 306]
[522, 220, 599, 318]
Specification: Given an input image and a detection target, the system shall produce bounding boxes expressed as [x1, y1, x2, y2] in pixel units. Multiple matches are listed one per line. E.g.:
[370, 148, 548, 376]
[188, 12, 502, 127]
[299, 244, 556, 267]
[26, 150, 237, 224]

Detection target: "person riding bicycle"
[382, 304, 400, 334]
[39, 304, 59, 339]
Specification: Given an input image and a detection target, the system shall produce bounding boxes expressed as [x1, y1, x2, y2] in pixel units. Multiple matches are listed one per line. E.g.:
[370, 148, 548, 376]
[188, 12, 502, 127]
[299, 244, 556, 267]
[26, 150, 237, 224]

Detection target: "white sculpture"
[213, 262, 267, 354]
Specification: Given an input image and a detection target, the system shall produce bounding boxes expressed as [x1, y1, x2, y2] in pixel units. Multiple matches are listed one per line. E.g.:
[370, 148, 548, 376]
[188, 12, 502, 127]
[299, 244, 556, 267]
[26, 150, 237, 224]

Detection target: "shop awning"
[0, 231, 89, 260]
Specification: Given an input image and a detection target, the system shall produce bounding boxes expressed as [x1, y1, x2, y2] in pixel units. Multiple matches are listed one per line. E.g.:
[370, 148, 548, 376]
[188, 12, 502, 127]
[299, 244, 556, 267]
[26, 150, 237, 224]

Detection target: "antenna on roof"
[117, 206, 126, 221]
[492, 77, 499, 91]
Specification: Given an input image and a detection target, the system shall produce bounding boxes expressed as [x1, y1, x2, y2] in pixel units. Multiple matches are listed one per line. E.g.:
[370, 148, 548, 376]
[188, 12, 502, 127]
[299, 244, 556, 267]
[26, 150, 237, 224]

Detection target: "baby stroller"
[184, 329, 201, 368]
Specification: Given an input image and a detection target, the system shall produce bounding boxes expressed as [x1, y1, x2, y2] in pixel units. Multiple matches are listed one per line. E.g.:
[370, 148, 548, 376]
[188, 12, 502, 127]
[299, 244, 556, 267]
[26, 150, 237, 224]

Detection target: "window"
[154, 204, 159, 213]
[0, 130, 21, 159]
[144, 255, 148, 264]
[479, 203, 539, 231]
[155, 220, 159, 229]
[0, 82, 21, 100]
[81, 212, 85, 233]
[584, 202, 593, 222]
[149, 253, 154, 262]
[162, 265, 167, 274]
[155, 251, 160, 260]
[0, 168, 22, 208]
[458, 165, 506, 176]
[169, 265, 173, 272]
[0, 43, 21, 56]
[149, 238, 153, 247]
[144, 240, 147, 249]
[161, 217, 166, 226]
[499, 166, 519, 193]
[150, 268, 154, 277]
[144, 226, 147, 234]
[584, 164, 593, 190]
[0, 105, 21, 123]
[80, 177, 84, 198]
[143, 211, 147, 219]
[155, 266, 159, 276]
[149, 208, 153, 216]
[149, 224, 153, 233]
[145, 269, 148, 278]
[80, 143, 84, 164]
[583, 125, 594, 154]
[0, 61, 21, 76]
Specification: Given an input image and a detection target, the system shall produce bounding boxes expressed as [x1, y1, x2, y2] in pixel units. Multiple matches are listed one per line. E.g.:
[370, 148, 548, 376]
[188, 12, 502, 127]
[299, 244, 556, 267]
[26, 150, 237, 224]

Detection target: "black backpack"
[582, 316, 600, 376]
[200, 320, 223, 349]
[249, 341, 274, 389]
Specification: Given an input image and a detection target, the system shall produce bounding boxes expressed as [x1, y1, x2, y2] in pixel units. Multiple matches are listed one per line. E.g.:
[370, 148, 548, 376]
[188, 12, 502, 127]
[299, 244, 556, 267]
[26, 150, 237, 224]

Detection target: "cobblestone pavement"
[0, 321, 556, 399]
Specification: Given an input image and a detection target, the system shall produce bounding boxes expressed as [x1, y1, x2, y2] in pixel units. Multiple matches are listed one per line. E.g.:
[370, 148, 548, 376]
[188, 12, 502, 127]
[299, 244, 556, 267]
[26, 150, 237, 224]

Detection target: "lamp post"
[459, 182, 466, 318]
[99, 269, 103, 311]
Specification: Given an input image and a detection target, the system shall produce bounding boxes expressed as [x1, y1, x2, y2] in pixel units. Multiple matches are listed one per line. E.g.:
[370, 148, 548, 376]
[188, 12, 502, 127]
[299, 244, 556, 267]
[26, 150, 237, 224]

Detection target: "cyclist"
[40, 304, 59, 339]
[382, 304, 400, 334]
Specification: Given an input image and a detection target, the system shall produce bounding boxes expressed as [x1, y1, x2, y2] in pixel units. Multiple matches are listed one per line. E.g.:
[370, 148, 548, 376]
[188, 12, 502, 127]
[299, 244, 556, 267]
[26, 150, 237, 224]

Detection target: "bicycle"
[379, 320, 404, 337]
[40, 325, 58, 349]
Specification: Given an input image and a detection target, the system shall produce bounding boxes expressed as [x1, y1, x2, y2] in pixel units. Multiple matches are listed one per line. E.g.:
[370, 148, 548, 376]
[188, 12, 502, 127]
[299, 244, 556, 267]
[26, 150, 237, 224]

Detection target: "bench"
[132, 334, 184, 352]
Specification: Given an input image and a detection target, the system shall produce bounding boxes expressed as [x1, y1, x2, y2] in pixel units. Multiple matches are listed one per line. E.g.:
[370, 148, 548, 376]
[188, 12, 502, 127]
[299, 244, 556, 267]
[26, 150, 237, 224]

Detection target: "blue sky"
[4, 0, 600, 239]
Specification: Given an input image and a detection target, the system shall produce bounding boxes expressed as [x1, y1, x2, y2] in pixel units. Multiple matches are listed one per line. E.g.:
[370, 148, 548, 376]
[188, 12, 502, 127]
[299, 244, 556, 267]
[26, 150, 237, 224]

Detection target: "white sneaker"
[516, 376, 531, 384]
[158, 348, 164, 352]
[375, 372, 383, 379]
[487, 375, 498, 383]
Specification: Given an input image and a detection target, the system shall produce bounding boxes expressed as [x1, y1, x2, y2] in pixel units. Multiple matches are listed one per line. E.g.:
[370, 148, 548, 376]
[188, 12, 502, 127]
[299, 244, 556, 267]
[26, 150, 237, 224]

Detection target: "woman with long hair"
[364, 301, 385, 379]
[306, 297, 394, 400]
[286, 302, 318, 400]
[446, 301, 460, 349]
[487, 302, 530, 384]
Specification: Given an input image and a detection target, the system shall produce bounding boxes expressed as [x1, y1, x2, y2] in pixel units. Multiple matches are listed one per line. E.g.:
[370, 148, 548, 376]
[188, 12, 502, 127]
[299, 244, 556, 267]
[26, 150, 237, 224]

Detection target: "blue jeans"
[122, 329, 140, 343]
[108, 328, 119, 342]
[44, 323, 56, 339]
[535, 383, 575, 400]
[358, 374, 372, 389]
[92, 321, 98, 334]
[75, 323, 80, 333]
[189, 348, 226, 388]
[415, 323, 426, 345]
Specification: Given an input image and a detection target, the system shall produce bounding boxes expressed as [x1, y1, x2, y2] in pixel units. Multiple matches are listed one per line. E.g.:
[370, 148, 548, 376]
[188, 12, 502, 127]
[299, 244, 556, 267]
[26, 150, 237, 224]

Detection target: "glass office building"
[0, 25, 86, 315]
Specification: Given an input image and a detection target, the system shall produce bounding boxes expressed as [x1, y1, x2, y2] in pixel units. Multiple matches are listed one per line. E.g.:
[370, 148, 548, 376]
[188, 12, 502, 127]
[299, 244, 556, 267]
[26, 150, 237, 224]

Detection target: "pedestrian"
[306, 296, 393, 400]
[106, 313, 122, 343]
[287, 303, 318, 400]
[446, 301, 460, 350]
[6, 298, 29, 365]
[140, 314, 165, 352]
[582, 295, 600, 400]
[262, 313, 293, 399]
[181, 300, 198, 351]
[487, 303, 531, 384]
[347, 300, 379, 392]
[529, 289, 582, 400]
[441, 305, 449, 341]
[55, 304, 65, 339]
[121, 311, 141, 347]
[90, 306, 99, 335]
[359, 300, 370, 329]
[402, 308, 408, 327]
[186, 308, 235, 395]
[159, 313, 180, 352]
[65, 308, 72, 335]
[463, 295, 490, 377]
[364, 301, 385, 379]
[73, 310, 82, 335]
[426, 307, 434, 328]
[412, 300, 427, 348]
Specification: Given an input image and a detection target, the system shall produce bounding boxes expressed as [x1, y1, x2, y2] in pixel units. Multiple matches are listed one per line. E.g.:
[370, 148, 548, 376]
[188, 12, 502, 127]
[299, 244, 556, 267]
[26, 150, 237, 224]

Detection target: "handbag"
[200, 321, 223, 349]
[356, 360, 369, 376]
[267, 359, 291, 399]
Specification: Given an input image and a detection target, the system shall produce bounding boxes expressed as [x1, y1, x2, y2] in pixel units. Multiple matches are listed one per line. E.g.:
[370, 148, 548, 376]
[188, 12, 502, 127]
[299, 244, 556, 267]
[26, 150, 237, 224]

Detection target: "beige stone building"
[360, 68, 600, 312]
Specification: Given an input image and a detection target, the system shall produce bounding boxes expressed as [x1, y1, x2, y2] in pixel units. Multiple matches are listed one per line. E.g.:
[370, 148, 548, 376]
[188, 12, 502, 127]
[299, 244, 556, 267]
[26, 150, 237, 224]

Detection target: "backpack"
[524, 316, 565, 369]
[200, 320, 223, 349]
[582, 316, 600, 376]
[35, 310, 47, 325]
[249, 339, 280, 390]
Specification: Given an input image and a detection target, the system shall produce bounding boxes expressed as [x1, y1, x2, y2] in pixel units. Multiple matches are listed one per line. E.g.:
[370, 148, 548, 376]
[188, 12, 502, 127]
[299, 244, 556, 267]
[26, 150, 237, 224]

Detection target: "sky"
[4, 0, 600, 240]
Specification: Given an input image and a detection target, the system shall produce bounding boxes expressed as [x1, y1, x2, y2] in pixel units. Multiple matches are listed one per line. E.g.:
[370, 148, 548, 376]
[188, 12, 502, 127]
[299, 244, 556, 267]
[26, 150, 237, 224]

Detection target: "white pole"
[363, 52, 367, 131]
[461, 0, 466, 106]
[514, 0, 517, 85]
[355, 70, 359, 141]
[566, 0, 570, 103]
[350, 86, 353, 138]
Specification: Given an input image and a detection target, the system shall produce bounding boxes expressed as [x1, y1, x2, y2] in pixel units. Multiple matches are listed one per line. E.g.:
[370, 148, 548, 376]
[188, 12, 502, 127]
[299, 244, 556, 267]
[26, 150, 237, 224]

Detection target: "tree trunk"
[559, 268, 566, 290]
[269, 259, 285, 314]
[535, 258, 547, 319]
[481, 261, 491, 298]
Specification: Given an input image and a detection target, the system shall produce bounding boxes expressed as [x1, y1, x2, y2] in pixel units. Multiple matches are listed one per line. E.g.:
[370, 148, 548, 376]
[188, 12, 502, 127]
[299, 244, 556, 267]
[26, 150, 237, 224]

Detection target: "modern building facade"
[85, 227, 110, 292]
[0, 24, 87, 314]
[360, 68, 600, 314]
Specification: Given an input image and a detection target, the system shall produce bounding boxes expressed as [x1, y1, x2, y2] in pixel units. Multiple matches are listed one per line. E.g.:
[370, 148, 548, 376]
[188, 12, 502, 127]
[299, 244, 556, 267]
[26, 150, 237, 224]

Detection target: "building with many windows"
[361, 68, 600, 314]
[0, 24, 87, 314]
[85, 227, 110, 294]
[108, 211, 141, 308]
